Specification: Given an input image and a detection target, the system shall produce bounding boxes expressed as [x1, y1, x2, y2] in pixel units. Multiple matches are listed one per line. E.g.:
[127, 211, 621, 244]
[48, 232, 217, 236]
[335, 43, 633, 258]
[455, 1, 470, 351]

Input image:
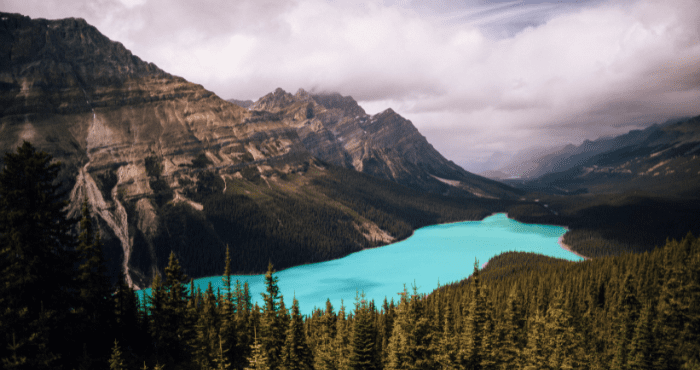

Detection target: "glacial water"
[141, 213, 582, 315]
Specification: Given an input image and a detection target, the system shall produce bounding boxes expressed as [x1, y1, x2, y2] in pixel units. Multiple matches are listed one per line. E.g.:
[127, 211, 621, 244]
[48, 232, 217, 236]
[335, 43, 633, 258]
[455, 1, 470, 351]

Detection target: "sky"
[3, 0, 700, 173]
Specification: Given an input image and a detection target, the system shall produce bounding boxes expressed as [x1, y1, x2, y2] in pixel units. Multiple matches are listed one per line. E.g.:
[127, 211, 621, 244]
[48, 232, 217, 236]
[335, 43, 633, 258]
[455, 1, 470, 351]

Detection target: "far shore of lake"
[558, 235, 590, 260]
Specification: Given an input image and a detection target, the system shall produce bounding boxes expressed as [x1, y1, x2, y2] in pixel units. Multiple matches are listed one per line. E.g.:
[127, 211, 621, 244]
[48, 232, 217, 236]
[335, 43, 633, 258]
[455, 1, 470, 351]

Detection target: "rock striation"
[0, 12, 518, 287]
[251, 88, 519, 198]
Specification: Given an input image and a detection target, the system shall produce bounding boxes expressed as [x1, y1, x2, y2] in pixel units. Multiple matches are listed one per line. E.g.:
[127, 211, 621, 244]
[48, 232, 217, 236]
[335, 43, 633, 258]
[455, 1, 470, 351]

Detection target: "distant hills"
[498, 116, 700, 196]
[0, 12, 516, 287]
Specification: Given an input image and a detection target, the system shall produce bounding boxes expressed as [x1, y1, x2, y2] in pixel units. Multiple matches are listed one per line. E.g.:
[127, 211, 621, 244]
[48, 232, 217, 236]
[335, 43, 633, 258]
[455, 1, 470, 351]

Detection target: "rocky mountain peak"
[310, 92, 366, 118]
[1, 12, 168, 87]
[253, 87, 299, 112]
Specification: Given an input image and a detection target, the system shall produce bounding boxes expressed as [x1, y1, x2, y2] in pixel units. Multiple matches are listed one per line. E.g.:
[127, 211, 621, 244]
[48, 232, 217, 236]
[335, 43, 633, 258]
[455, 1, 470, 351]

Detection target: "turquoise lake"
[142, 213, 582, 315]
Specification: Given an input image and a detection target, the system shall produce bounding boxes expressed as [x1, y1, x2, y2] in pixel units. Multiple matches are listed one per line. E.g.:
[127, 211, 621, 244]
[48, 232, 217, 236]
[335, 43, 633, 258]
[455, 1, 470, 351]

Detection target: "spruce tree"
[0, 141, 77, 369]
[334, 302, 352, 370]
[435, 300, 459, 370]
[349, 293, 379, 370]
[281, 298, 313, 370]
[162, 251, 192, 363]
[523, 309, 547, 370]
[109, 339, 126, 370]
[114, 268, 141, 345]
[220, 246, 237, 365]
[261, 263, 285, 370]
[545, 286, 579, 370]
[246, 327, 270, 370]
[235, 280, 254, 369]
[75, 198, 114, 362]
[498, 283, 525, 370]
[194, 282, 219, 369]
[611, 273, 641, 370]
[314, 300, 338, 370]
[479, 288, 498, 370]
[460, 260, 487, 370]
[628, 303, 654, 370]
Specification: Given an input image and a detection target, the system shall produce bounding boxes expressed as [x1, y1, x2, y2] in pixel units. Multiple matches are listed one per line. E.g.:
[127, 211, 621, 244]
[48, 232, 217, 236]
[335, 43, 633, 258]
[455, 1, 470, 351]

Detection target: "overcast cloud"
[3, 0, 700, 173]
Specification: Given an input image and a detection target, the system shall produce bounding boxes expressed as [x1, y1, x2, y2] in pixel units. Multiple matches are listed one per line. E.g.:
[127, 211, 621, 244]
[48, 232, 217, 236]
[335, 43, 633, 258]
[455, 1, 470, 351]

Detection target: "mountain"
[0, 13, 515, 287]
[507, 116, 700, 195]
[227, 99, 254, 109]
[247, 88, 519, 199]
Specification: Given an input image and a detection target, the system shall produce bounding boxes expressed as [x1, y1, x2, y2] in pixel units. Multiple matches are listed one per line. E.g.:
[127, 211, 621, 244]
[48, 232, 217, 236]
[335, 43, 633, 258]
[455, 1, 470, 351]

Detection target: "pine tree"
[235, 280, 254, 369]
[460, 260, 487, 370]
[435, 300, 459, 370]
[334, 302, 352, 370]
[545, 286, 579, 370]
[114, 268, 140, 341]
[75, 198, 115, 362]
[479, 288, 498, 370]
[161, 251, 192, 363]
[0, 141, 77, 369]
[194, 282, 219, 369]
[386, 285, 434, 370]
[220, 246, 237, 366]
[109, 339, 126, 370]
[523, 309, 547, 370]
[349, 292, 379, 370]
[628, 303, 654, 370]
[611, 273, 641, 370]
[246, 327, 270, 370]
[149, 272, 168, 362]
[378, 297, 394, 366]
[281, 298, 313, 370]
[261, 263, 285, 370]
[314, 300, 338, 370]
[498, 283, 525, 370]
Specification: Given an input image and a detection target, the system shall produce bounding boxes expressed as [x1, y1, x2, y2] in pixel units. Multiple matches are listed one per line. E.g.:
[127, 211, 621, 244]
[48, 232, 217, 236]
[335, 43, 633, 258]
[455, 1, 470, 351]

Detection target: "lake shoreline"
[558, 235, 589, 260]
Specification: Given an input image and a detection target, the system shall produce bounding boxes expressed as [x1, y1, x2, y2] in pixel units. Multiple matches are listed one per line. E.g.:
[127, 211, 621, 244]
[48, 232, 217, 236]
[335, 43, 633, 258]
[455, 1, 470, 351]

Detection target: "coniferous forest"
[2, 143, 699, 370]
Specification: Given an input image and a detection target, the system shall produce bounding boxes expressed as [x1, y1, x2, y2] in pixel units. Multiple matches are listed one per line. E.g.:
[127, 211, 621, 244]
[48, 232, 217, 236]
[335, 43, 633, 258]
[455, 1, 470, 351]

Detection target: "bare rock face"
[0, 13, 306, 287]
[0, 13, 517, 287]
[252, 88, 519, 198]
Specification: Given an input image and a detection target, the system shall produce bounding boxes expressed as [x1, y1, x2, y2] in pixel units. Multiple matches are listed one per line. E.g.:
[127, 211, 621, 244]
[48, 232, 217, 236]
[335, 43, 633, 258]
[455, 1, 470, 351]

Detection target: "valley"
[1, 8, 699, 370]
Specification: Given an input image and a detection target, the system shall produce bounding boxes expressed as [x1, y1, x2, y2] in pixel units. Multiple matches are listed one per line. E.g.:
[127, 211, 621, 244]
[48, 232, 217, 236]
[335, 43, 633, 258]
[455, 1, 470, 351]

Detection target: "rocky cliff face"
[0, 13, 515, 287]
[0, 13, 309, 287]
[251, 88, 519, 199]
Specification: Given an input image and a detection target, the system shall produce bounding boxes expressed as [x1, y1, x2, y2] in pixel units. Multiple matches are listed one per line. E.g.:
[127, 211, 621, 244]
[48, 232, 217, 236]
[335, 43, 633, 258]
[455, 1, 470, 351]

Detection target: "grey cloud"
[4, 0, 700, 171]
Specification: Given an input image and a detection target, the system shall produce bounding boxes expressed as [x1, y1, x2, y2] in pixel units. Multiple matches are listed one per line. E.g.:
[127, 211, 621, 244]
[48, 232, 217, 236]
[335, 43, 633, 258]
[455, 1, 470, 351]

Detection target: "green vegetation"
[507, 192, 700, 258]
[139, 160, 509, 277]
[2, 142, 698, 369]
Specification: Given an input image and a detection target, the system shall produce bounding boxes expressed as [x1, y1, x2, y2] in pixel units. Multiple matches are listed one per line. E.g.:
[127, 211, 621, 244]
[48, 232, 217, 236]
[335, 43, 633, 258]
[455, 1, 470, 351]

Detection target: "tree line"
[2, 142, 698, 369]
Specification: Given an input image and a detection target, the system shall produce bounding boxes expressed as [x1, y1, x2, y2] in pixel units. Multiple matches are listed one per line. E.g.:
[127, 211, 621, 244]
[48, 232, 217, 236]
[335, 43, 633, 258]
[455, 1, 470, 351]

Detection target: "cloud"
[4, 0, 700, 172]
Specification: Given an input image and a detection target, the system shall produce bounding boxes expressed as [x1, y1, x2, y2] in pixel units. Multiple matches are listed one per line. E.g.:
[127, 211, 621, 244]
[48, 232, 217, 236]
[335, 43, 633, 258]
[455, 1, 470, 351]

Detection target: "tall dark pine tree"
[460, 260, 487, 370]
[497, 283, 525, 370]
[75, 198, 114, 363]
[611, 273, 641, 370]
[281, 297, 313, 370]
[162, 251, 192, 363]
[219, 246, 237, 366]
[0, 141, 77, 369]
[314, 300, 337, 370]
[628, 303, 655, 370]
[261, 263, 286, 370]
[113, 268, 141, 354]
[349, 292, 379, 370]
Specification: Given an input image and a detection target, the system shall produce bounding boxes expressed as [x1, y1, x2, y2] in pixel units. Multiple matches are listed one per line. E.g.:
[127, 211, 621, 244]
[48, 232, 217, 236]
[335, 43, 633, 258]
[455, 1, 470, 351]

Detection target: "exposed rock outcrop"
[0, 13, 517, 287]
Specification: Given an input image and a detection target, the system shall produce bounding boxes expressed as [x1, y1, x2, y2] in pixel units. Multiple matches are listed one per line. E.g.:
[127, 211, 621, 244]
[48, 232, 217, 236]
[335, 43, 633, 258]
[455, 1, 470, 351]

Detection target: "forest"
[1, 142, 699, 370]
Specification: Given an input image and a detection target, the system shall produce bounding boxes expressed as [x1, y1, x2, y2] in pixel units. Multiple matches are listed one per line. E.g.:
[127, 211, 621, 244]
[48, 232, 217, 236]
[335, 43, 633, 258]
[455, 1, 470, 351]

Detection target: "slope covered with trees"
[2, 143, 698, 370]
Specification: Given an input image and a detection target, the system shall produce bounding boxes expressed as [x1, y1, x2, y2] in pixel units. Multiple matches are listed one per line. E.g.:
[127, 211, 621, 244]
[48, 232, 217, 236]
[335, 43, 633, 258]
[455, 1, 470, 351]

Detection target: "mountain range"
[0, 12, 517, 287]
[498, 116, 700, 196]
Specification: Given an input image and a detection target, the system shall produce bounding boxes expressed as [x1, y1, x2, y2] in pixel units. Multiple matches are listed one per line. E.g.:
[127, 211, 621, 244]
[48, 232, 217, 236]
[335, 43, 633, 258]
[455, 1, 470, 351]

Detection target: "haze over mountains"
[0, 12, 516, 287]
[485, 116, 700, 197]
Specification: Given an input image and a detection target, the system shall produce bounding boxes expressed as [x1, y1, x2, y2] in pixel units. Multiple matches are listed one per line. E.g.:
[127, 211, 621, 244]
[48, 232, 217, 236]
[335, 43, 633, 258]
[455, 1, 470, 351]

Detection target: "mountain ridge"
[0, 12, 514, 287]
